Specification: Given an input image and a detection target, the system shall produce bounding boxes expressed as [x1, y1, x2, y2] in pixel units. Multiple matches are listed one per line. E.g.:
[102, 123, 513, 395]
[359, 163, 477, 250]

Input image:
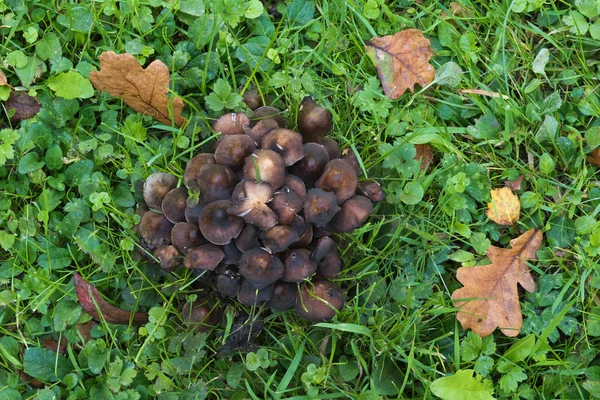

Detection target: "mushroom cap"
[197, 164, 238, 204]
[139, 210, 174, 247]
[269, 189, 303, 226]
[184, 244, 225, 271]
[242, 87, 266, 110]
[235, 224, 261, 252]
[260, 225, 300, 253]
[315, 159, 359, 203]
[239, 248, 284, 289]
[222, 242, 242, 265]
[171, 222, 206, 255]
[199, 200, 244, 245]
[153, 245, 182, 272]
[216, 267, 241, 297]
[310, 236, 337, 264]
[237, 279, 274, 306]
[162, 187, 188, 224]
[320, 137, 342, 160]
[214, 134, 256, 171]
[284, 174, 307, 203]
[184, 203, 204, 224]
[268, 281, 298, 311]
[227, 180, 278, 230]
[251, 106, 287, 128]
[281, 249, 317, 283]
[143, 172, 178, 209]
[244, 118, 280, 143]
[312, 223, 336, 238]
[289, 143, 329, 185]
[213, 112, 251, 135]
[291, 217, 313, 248]
[260, 129, 305, 166]
[296, 280, 344, 322]
[317, 251, 342, 279]
[242, 149, 286, 189]
[341, 148, 362, 177]
[331, 195, 373, 233]
[182, 299, 219, 333]
[184, 153, 215, 188]
[297, 96, 333, 143]
[303, 188, 340, 227]
[357, 180, 386, 202]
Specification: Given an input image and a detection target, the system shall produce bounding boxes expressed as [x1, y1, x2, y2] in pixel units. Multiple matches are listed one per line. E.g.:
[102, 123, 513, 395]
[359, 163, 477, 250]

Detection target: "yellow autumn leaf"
[486, 187, 520, 226]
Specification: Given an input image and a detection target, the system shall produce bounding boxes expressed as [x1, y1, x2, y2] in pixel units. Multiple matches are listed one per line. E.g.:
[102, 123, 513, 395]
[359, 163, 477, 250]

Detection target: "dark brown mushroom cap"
[312, 223, 336, 238]
[162, 187, 188, 223]
[143, 172, 178, 209]
[260, 129, 305, 166]
[251, 106, 287, 128]
[269, 189, 303, 226]
[184, 244, 225, 271]
[227, 180, 278, 230]
[315, 159, 359, 203]
[331, 195, 373, 233]
[357, 180, 386, 202]
[235, 224, 261, 252]
[214, 134, 256, 171]
[237, 279, 274, 306]
[310, 236, 337, 264]
[242, 149, 286, 189]
[296, 280, 344, 322]
[268, 281, 298, 311]
[281, 249, 317, 283]
[316, 251, 342, 279]
[238, 248, 284, 289]
[139, 210, 174, 247]
[153, 245, 182, 272]
[216, 267, 241, 297]
[289, 143, 329, 185]
[341, 148, 362, 176]
[171, 222, 206, 255]
[284, 174, 307, 202]
[184, 153, 215, 188]
[242, 87, 266, 110]
[291, 220, 313, 249]
[197, 164, 238, 204]
[184, 203, 204, 224]
[199, 200, 244, 245]
[182, 299, 219, 333]
[260, 225, 300, 253]
[303, 188, 340, 227]
[222, 242, 242, 265]
[244, 118, 280, 143]
[213, 112, 251, 135]
[297, 96, 333, 143]
[320, 137, 342, 160]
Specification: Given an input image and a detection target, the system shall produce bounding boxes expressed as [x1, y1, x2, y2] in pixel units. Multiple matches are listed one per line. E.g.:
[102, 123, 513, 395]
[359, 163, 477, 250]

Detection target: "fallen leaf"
[74, 272, 148, 325]
[89, 51, 186, 126]
[486, 187, 520, 226]
[458, 89, 510, 100]
[452, 229, 542, 337]
[414, 144, 433, 171]
[587, 148, 600, 167]
[0, 69, 11, 88]
[365, 29, 435, 100]
[5, 92, 41, 122]
[504, 175, 523, 191]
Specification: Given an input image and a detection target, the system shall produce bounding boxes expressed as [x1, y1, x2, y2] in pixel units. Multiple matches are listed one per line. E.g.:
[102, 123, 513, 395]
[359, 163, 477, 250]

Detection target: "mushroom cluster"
[137, 97, 384, 323]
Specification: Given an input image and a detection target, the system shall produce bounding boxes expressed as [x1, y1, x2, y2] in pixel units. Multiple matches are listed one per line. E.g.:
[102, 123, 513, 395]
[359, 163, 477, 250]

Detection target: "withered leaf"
[74, 272, 148, 325]
[414, 144, 433, 171]
[89, 51, 186, 126]
[452, 229, 542, 337]
[365, 29, 435, 100]
[5, 92, 41, 122]
[504, 175, 523, 191]
[486, 187, 520, 226]
[0, 69, 11, 88]
[587, 148, 600, 167]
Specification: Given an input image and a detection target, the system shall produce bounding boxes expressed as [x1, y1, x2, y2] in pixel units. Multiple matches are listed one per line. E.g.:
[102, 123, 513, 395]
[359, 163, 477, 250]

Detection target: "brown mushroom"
[251, 106, 286, 128]
[143, 172, 178, 209]
[153, 245, 182, 272]
[216, 266, 241, 297]
[184, 153, 215, 188]
[260, 225, 299, 253]
[197, 164, 238, 204]
[244, 118, 280, 143]
[162, 187, 188, 223]
[331, 195, 373, 232]
[296, 280, 344, 322]
[239, 248, 284, 289]
[242, 87, 267, 110]
[222, 242, 242, 265]
[227, 180, 278, 230]
[289, 143, 329, 185]
[268, 281, 298, 311]
[303, 189, 340, 227]
[341, 148, 362, 176]
[316, 251, 342, 279]
[320, 137, 342, 160]
[357, 180, 386, 202]
[199, 200, 244, 245]
[237, 279, 274, 306]
[214, 134, 256, 170]
[213, 112, 251, 135]
[269, 189, 303, 225]
[171, 222, 206, 255]
[284, 174, 307, 202]
[281, 249, 317, 283]
[260, 129, 305, 166]
[315, 159, 358, 203]
[184, 244, 225, 271]
[235, 224, 261, 252]
[242, 149, 286, 189]
[184, 203, 204, 224]
[139, 210, 174, 247]
[297, 96, 333, 143]
[310, 236, 337, 264]
[182, 299, 219, 333]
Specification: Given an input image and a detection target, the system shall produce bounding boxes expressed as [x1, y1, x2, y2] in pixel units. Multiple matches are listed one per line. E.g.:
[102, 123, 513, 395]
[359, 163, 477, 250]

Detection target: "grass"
[1, 0, 600, 398]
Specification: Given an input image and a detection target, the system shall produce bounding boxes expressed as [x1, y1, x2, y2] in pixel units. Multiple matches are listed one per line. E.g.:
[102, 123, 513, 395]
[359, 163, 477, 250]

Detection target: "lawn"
[1, 0, 600, 399]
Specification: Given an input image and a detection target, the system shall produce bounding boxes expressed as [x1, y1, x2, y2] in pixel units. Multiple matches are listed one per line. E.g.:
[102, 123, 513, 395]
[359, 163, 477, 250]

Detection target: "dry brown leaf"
[0, 69, 11, 88]
[365, 29, 435, 100]
[486, 187, 520, 226]
[452, 229, 542, 337]
[587, 148, 600, 167]
[74, 272, 149, 325]
[414, 144, 433, 171]
[90, 51, 186, 126]
[504, 175, 523, 191]
[5, 92, 41, 122]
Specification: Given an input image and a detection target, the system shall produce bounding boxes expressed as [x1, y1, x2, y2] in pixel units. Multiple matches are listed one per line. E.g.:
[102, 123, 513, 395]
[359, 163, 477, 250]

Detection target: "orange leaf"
[414, 144, 433, 171]
[486, 187, 520, 226]
[89, 51, 186, 126]
[365, 29, 435, 100]
[587, 148, 600, 167]
[0, 69, 11, 88]
[452, 229, 542, 337]
[74, 272, 148, 325]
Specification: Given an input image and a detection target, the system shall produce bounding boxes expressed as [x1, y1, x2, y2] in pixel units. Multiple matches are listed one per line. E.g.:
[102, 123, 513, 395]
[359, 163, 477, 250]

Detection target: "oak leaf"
[74, 272, 149, 325]
[452, 229, 542, 337]
[89, 51, 186, 126]
[587, 148, 600, 167]
[486, 187, 520, 226]
[365, 29, 435, 100]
